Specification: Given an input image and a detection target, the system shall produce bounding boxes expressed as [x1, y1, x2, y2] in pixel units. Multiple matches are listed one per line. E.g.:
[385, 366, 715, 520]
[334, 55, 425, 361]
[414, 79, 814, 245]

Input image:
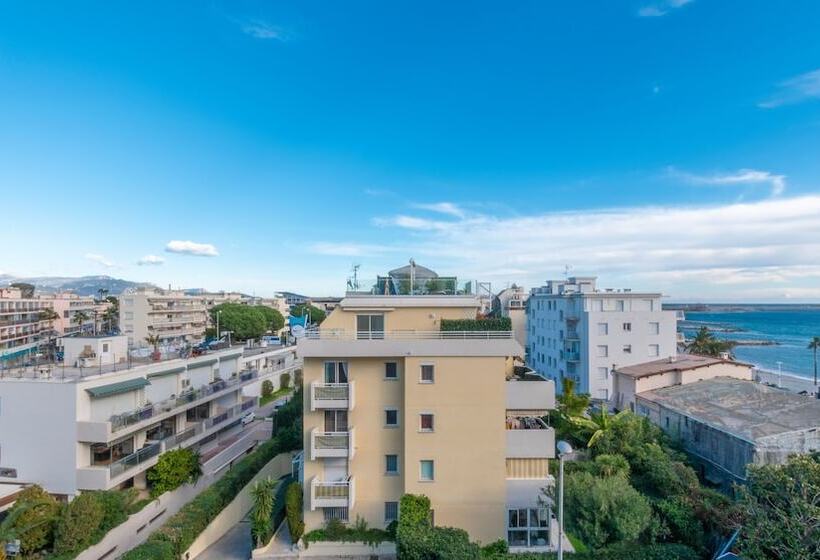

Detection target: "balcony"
[506, 377, 555, 410]
[299, 329, 522, 358]
[565, 330, 580, 341]
[564, 351, 580, 362]
[506, 419, 555, 459]
[310, 381, 355, 411]
[310, 427, 355, 460]
[310, 476, 356, 510]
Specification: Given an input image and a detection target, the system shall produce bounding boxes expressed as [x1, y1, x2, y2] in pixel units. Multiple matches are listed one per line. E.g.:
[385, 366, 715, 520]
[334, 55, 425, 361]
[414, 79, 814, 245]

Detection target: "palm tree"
[37, 308, 60, 361]
[250, 478, 277, 547]
[102, 306, 118, 334]
[687, 326, 733, 357]
[145, 334, 161, 360]
[72, 310, 90, 335]
[809, 336, 820, 388]
[0, 498, 59, 556]
[571, 404, 629, 448]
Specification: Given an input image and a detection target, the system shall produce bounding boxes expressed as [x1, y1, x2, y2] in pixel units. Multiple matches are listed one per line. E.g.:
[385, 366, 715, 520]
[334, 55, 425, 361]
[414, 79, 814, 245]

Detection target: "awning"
[191, 358, 218, 367]
[86, 378, 150, 398]
[147, 366, 186, 379]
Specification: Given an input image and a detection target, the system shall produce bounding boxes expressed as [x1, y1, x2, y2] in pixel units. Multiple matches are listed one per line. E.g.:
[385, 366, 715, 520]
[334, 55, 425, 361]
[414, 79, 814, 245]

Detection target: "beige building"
[612, 354, 753, 413]
[495, 285, 528, 349]
[0, 287, 51, 364]
[119, 288, 209, 347]
[297, 295, 558, 551]
[41, 292, 100, 336]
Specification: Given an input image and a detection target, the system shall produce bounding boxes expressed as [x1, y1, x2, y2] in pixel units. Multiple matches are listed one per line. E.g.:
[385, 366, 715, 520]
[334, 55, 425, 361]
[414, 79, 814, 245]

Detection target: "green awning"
[86, 378, 150, 398]
[147, 366, 186, 379]
[191, 358, 218, 367]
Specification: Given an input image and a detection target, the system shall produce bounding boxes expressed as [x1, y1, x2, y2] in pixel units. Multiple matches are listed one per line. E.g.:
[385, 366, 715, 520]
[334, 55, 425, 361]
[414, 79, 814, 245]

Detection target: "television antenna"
[346, 264, 361, 292]
[564, 264, 573, 279]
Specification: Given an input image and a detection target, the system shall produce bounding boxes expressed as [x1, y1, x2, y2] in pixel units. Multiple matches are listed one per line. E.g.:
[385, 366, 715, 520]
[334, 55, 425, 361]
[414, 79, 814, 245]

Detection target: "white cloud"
[319, 195, 820, 300]
[670, 167, 787, 196]
[165, 240, 219, 257]
[411, 202, 466, 218]
[759, 68, 820, 109]
[638, 0, 693, 17]
[84, 253, 115, 268]
[137, 255, 165, 266]
[308, 243, 398, 257]
[241, 20, 287, 40]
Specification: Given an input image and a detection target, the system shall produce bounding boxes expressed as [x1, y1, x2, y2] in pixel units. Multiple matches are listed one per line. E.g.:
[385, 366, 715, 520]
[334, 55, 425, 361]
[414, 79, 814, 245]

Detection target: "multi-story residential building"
[0, 287, 51, 365]
[494, 285, 529, 349]
[298, 295, 558, 550]
[119, 287, 210, 347]
[527, 276, 677, 401]
[0, 342, 299, 498]
[280, 291, 310, 307]
[42, 292, 99, 336]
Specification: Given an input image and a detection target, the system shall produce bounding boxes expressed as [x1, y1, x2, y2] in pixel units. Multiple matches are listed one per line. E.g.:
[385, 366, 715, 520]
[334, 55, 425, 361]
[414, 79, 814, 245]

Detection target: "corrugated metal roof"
[86, 377, 150, 398]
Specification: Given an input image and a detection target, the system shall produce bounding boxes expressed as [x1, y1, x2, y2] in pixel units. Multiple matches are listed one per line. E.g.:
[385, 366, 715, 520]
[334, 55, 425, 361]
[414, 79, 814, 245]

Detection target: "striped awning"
[86, 378, 150, 398]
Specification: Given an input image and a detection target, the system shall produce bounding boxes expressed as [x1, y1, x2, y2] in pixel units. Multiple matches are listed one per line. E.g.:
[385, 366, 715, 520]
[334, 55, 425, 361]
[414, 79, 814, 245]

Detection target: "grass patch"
[260, 386, 293, 407]
[568, 532, 588, 553]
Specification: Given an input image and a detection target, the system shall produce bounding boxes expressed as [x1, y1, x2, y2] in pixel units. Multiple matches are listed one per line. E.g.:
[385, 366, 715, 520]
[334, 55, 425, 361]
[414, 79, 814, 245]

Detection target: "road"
[194, 516, 253, 560]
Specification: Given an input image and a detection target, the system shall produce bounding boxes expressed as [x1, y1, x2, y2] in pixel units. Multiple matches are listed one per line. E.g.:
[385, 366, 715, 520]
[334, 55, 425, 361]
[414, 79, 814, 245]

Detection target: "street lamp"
[216, 310, 222, 342]
[557, 440, 573, 560]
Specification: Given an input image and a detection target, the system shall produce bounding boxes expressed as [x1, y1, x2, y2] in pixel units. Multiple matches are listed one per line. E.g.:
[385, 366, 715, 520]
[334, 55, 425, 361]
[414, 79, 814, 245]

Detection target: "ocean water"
[680, 309, 820, 380]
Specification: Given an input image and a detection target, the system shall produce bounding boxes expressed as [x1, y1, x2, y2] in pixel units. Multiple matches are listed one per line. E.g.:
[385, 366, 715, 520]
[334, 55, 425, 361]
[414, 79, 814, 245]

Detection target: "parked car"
[241, 412, 256, 425]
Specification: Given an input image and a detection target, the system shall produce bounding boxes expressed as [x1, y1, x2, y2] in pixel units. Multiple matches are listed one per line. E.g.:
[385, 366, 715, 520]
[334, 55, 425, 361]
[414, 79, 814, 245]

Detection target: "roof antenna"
[564, 264, 572, 279]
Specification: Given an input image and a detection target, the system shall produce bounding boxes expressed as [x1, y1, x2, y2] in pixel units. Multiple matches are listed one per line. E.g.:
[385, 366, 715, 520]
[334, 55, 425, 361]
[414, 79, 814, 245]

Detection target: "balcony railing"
[108, 442, 162, 478]
[305, 329, 514, 340]
[310, 381, 355, 411]
[311, 476, 355, 510]
[564, 351, 580, 362]
[310, 428, 355, 460]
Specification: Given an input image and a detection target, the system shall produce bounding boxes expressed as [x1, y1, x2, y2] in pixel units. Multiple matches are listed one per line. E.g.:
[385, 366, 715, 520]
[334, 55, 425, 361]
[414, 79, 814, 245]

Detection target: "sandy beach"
[754, 368, 819, 395]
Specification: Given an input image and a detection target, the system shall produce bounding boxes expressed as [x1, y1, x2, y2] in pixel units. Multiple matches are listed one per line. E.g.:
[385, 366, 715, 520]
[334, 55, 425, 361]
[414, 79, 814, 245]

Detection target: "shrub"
[285, 482, 304, 542]
[250, 478, 276, 547]
[440, 317, 512, 332]
[53, 491, 105, 554]
[280, 372, 291, 390]
[119, 539, 175, 560]
[147, 448, 203, 497]
[261, 379, 274, 399]
[481, 539, 509, 556]
[3, 484, 60, 554]
[397, 494, 480, 559]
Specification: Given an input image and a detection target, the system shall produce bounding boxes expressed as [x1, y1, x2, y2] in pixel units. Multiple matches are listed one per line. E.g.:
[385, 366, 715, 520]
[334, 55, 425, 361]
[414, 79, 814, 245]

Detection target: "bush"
[53, 492, 105, 554]
[397, 494, 480, 559]
[440, 317, 512, 332]
[261, 379, 274, 399]
[3, 484, 60, 554]
[481, 539, 509, 556]
[147, 448, 203, 497]
[304, 516, 393, 547]
[119, 539, 175, 560]
[285, 482, 304, 542]
[280, 372, 291, 390]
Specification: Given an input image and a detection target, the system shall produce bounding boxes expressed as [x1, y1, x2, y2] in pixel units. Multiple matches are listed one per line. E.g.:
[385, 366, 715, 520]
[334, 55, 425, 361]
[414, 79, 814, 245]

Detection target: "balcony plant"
[145, 334, 161, 361]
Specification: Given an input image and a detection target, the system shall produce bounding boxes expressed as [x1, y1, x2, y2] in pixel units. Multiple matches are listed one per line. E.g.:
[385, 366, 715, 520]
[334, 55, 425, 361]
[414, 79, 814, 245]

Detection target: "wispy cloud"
[315, 194, 820, 300]
[308, 243, 399, 257]
[240, 19, 287, 41]
[669, 167, 787, 196]
[759, 68, 820, 109]
[411, 202, 466, 218]
[638, 0, 694, 17]
[137, 255, 165, 266]
[85, 253, 115, 268]
[165, 240, 219, 257]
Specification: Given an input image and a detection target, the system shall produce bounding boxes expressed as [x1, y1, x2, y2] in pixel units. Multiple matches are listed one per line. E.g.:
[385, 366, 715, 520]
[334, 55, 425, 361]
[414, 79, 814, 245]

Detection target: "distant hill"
[0, 275, 154, 296]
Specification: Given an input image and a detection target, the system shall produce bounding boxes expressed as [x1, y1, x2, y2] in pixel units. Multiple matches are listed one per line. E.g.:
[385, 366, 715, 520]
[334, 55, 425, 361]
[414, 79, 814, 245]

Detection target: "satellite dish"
[292, 325, 306, 339]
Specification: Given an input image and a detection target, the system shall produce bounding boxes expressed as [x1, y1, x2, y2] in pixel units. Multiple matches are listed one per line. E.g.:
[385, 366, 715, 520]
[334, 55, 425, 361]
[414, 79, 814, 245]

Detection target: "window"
[622, 322, 632, 332]
[384, 362, 398, 380]
[597, 322, 608, 335]
[615, 300, 625, 311]
[420, 364, 435, 383]
[419, 460, 435, 481]
[597, 367, 608, 380]
[419, 413, 434, 432]
[323, 507, 349, 522]
[356, 314, 384, 339]
[596, 345, 608, 358]
[385, 502, 399, 524]
[592, 299, 603, 312]
[507, 508, 550, 548]
[622, 344, 632, 354]
[323, 361, 348, 383]
[648, 344, 660, 357]
[324, 410, 348, 432]
[649, 322, 660, 335]
[385, 454, 399, 475]
[102, 343, 109, 352]
[124, 311, 134, 320]
[385, 408, 399, 427]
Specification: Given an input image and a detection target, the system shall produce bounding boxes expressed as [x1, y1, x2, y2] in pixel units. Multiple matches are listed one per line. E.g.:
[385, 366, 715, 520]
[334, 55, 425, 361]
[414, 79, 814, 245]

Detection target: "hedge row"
[440, 317, 512, 332]
[121, 390, 303, 560]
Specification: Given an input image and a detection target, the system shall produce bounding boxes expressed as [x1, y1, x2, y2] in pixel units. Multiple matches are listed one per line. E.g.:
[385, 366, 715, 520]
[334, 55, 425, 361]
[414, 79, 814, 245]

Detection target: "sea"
[678, 306, 820, 381]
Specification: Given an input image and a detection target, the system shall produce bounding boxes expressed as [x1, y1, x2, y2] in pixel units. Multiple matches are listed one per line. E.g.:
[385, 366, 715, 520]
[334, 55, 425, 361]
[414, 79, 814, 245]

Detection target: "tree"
[255, 306, 285, 333]
[571, 405, 630, 448]
[808, 336, 820, 388]
[280, 372, 291, 390]
[72, 310, 90, 333]
[209, 303, 268, 341]
[736, 454, 819, 560]
[563, 471, 653, 550]
[147, 449, 202, 497]
[261, 379, 274, 400]
[250, 478, 277, 547]
[549, 377, 591, 445]
[10, 282, 34, 298]
[686, 326, 733, 357]
[290, 303, 326, 326]
[53, 491, 105, 555]
[145, 334, 161, 359]
[102, 306, 119, 333]
[284, 482, 304, 543]
[0, 485, 60, 555]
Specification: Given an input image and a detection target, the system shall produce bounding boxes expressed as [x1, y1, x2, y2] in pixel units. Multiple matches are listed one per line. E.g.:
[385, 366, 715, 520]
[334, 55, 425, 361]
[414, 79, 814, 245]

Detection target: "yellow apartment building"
[297, 294, 559, 551]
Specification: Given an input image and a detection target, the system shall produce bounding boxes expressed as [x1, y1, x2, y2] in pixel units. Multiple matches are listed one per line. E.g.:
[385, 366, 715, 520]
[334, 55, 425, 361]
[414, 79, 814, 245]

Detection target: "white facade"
[496, 286, 529, 349]
[527, 277, 677, 401]
[0, 346, 299, 497]
[0, 287, 50, 363]
[58, 334, 129, 368]
[119, 287, 210, 347]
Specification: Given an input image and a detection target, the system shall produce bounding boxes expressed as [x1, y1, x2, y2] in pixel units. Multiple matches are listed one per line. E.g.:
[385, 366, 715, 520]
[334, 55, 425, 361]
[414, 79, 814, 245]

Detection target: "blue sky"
[2, 1, 820, 300]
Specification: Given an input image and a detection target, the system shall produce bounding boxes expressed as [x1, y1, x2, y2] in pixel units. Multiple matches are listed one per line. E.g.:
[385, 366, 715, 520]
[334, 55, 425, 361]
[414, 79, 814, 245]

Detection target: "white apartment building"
[119, 287, 210, 347]
[0, 343, 299, 498]
[495, 285, 529, 349]
[0, 287, 51, 364]
[527, 277, 677, 401]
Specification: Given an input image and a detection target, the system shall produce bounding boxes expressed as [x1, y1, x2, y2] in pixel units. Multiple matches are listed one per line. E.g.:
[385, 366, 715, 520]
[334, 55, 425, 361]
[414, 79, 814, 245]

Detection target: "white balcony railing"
[304, 329, 514, 341]
[310, 427, 355, 460]
[310, 381, 355, 411]
[310, 476, 356, 510]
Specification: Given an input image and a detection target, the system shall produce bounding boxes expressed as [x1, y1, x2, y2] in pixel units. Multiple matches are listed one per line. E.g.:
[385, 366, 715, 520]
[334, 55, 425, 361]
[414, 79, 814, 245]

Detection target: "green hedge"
[121, 390, 303, 560]
[440, 318, 512, 332]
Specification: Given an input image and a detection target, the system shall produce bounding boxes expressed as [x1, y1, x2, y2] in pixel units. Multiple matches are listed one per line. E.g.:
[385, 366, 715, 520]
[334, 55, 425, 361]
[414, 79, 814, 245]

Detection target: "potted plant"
[145, 334, 161, 361]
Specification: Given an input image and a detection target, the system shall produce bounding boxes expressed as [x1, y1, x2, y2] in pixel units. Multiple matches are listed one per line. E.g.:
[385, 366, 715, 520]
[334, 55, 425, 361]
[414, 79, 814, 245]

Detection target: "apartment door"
[324, 410, 349, 432]
[356, 314, 385, 339]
